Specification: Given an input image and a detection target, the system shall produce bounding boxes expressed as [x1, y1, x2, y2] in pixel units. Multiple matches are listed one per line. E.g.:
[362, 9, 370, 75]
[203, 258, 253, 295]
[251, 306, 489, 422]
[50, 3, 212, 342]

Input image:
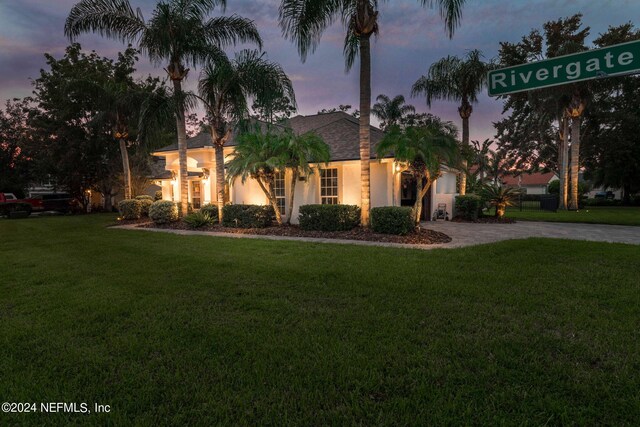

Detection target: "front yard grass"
[504, 205, 640, 226]
[1, 214, 639, 425]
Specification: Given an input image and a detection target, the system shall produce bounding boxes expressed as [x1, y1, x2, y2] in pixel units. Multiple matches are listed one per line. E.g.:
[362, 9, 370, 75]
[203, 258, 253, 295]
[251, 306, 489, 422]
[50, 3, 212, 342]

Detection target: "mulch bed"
[132, 221, 452, 245]
[450, 216, 516, 224]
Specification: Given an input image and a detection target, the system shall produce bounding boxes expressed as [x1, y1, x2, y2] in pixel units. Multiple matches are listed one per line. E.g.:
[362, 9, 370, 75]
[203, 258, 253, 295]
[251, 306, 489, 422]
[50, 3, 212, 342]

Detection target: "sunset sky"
[1, 0, 638, 141]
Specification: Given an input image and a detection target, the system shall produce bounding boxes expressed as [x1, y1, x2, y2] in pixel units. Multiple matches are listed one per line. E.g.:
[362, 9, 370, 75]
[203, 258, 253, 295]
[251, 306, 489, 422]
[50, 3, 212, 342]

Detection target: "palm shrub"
[370, 207, 414, 235]
[149, 200, 178, 224]
[480, 184, 522, 218]
[200, 203, 219, 222]
[118, 199, 142, 220]
[183, 211, 215, 229]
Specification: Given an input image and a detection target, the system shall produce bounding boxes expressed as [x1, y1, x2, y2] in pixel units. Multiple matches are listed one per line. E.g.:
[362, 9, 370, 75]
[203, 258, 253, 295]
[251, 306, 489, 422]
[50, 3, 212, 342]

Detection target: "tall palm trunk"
[118, 138, 132, 199]
[215, 143, 225, 223]
[558, 117, 569, 210]
[569, 117, 580, 210]
[359, 35, 372, 226]
[458, 99, 471, 196]
[286, 169, 298, 225]
[172, 77, 189, 216]
[256, 178, 282, 225]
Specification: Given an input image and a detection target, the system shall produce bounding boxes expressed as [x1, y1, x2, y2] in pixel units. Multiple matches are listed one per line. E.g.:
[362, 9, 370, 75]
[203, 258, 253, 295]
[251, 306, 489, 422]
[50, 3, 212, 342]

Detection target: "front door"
[191, 181, 201, 209]
[400, 173, 431, 221]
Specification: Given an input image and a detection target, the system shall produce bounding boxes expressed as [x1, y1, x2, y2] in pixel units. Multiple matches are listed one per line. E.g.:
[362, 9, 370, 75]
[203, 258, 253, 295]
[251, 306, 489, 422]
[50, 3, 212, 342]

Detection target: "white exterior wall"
[431, 171, 458, 218]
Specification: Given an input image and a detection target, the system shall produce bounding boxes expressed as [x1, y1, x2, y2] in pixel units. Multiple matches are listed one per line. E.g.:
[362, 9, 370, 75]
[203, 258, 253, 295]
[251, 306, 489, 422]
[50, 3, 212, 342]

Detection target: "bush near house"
[149, 200, 179, 224]
[222, 204, 274, 228]
[135, 195, 154, 216]
[118, 199, 142, 220]
[455, 194, 483, 221]
[154, 190, 163, 201]
[200, 203, 219, 222]
[370, 206, 415, 235]
[177, 202, 194, 217]
[183, 211, 216, 229]
[298, 204, 361, 232]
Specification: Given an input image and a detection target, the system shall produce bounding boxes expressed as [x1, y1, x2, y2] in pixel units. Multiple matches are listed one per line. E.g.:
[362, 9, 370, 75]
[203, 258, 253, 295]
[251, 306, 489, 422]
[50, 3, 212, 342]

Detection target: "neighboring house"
[151, 112, 459, 223]
[501, 172, 557, 195]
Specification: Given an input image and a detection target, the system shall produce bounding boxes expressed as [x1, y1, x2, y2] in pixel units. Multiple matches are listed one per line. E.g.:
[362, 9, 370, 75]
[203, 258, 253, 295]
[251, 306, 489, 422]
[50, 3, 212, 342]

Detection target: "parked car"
[0, 192, 36, 218]
[0, 192, 43, 211]
[594, 191, 615, 200]
[35, 193, 73, 213]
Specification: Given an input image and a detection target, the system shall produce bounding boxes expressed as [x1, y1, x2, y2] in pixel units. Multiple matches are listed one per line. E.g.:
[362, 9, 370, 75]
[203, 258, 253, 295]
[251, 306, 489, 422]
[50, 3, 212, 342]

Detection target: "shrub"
[222, 204, 274, 228]
[455, 194, 482, 220]
[118, 199, 142, 220]
[583, 198, 621, 207]
[183, 211, 216, 229]
[370, 206, 414, 235]
[298, 204, 360, 231]
[135, 196, 154, 216]
[149, 200, 179, 224]
[154, 190, 163, 201]
[200, 203, 219, 222]
[177, 202, 194, 217]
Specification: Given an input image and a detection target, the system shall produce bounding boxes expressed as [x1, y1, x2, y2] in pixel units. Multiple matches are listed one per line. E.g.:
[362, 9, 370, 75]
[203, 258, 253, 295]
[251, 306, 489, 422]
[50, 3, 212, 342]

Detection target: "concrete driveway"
[425, 220, 640, 248]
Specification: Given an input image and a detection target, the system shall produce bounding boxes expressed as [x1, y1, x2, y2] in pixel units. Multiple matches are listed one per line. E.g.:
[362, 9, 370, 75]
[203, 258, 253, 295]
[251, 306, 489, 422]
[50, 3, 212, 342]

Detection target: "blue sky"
[1, 0, 638, 141]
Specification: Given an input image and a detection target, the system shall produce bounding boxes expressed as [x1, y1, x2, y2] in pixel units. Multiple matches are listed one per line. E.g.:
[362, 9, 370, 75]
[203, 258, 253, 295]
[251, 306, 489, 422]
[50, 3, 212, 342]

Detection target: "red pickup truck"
[0, 193, 44, 210]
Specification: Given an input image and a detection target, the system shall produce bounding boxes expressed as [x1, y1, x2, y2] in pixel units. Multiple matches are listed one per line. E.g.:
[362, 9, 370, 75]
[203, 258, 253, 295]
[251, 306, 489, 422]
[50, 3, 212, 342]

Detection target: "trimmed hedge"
[149, 200, 179, 224]
[154, 190, 163, 201]
[298, 204, 360, 231]
[200, 203, 219, 222]
[222, 204, 274, 228]
[135, 196, 154, 216]
[370, 206, 414, 235]
[118, 199, 142, 220]
[455, 194, 482, 221]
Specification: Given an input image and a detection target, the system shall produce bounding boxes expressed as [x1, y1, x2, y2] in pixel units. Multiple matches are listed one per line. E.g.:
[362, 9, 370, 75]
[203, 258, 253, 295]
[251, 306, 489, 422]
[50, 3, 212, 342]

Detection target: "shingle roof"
[502, 172, 557, 186]
[154, 112, 387, 161]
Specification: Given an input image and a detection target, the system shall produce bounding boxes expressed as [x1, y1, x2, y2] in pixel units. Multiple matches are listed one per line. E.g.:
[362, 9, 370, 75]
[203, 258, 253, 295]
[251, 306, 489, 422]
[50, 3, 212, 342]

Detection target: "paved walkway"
[114, 221, 640, 250]
[425, 220, 640, 248]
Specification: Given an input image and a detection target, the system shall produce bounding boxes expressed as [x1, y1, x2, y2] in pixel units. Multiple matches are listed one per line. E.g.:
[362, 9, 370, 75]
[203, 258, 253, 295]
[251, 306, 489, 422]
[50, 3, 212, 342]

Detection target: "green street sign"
[488, 39, 640, 96]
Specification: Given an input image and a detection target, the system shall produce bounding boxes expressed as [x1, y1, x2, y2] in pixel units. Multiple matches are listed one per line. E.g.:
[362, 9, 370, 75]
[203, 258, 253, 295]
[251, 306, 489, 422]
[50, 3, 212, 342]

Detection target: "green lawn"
[503, 206, 640, 226]
[1, 214, 639, 425]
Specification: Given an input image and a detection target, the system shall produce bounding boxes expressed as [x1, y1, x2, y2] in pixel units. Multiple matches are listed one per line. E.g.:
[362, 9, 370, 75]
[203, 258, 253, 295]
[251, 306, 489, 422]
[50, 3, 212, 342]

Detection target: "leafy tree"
[29, 44, 129, 209]
[280, 0, 467, 226]
[317, 104, 359, 118]
[0, 99, 34, 198]
[65, 0, 262, 215]
[412, 49, 493, 195]
[198, 49, 296, 222]
[376, 124, 459, 225]
[252, 96, 297, 124]
[371, 94, 415, 130]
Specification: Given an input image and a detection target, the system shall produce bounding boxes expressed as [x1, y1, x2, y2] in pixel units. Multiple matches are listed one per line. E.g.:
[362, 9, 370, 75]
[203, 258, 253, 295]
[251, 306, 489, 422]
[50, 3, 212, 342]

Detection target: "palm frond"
[65, 0, 147, 42]
[203, 15, 263, 50]
[419, 0, 466, 38]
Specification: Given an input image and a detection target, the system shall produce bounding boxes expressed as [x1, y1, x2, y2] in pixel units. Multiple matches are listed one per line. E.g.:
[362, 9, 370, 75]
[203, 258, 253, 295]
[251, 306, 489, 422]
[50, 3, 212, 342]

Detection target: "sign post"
[488, 39, 640, 96]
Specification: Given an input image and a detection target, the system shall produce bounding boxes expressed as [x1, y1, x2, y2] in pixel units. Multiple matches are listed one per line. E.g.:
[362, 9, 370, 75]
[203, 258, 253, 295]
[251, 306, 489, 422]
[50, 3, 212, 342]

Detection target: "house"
[151, 112, 459, 223]
[501, 172, 557, 195]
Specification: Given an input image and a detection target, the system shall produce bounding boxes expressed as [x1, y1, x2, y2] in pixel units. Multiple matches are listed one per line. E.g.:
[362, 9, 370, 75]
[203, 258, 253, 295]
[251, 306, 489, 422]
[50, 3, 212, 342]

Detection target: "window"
[320, 168, 338, 204]
[273, 171, 285, 216]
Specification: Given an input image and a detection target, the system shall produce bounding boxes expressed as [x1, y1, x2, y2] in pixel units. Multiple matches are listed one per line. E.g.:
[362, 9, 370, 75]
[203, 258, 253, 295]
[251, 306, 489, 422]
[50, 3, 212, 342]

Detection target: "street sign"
[488, 39, 640, 96]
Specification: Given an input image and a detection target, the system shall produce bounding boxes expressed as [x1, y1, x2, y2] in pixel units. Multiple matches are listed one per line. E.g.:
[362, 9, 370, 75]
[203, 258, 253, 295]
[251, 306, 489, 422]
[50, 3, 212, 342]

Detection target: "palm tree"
[197, 49, 296, 223]
[65, 0, 262, 215]
[566, 91, 586, 210]
[279, 0, 466, 226]
[372, 94, 415, 130]
[412, 49, 492, 196]
[225, 129, 286, 225]
[481, 184, 521, 218]
[376, 124, 459, 225]
[279, 131, 330, 224]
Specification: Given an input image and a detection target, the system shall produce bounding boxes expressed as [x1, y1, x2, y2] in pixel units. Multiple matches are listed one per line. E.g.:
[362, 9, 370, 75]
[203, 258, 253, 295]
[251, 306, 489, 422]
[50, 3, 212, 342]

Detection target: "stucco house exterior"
[151, 112, 459, 223]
